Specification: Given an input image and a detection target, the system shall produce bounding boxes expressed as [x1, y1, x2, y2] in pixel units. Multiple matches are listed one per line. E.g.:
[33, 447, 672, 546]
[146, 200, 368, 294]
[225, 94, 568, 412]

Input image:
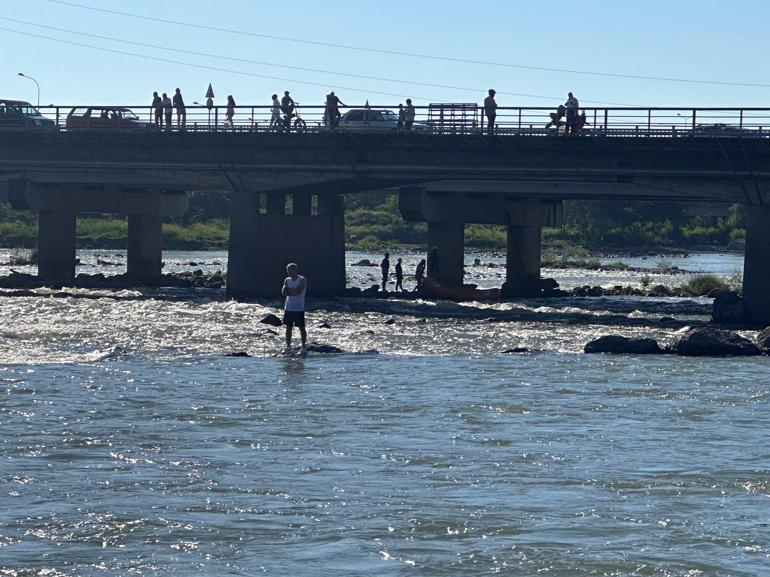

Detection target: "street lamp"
[17, 72, 40, 108]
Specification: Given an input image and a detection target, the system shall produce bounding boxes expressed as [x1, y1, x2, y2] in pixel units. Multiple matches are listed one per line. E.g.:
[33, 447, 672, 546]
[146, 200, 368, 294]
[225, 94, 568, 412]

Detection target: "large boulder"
[584, 335, 663, 354]
[712, 292, 746, 324]
[756, 327, 770, 351]
[672, 327, 759, 356]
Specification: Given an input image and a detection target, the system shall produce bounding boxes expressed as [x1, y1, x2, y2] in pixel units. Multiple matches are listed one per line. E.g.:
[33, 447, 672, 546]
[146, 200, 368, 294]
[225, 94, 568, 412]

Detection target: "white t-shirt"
[284, 275, 306, 312]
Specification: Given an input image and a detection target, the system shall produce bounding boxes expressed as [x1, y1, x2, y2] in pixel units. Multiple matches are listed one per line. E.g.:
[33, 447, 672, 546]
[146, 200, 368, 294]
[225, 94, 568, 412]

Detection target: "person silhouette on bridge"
[380, 252, 391, 292]
[405, 99, 415, 130]
[281, 91, 295, 129]
[484, 89, 497, 135]
[226, 95, 236, 129]
[270, 94, 281, 130]
[152, 91, 162, 128]
[173, 88, 186, 129]
[565, 92, 579, 134]
[325, 91, 345, 129]
[162, 92, 173, 131]
[398, 103, 406, 129]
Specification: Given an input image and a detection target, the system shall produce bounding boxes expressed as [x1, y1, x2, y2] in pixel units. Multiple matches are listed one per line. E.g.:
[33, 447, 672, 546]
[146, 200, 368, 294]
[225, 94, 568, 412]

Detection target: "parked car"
[65, 107, 156, 130]
[336, 109, 429, 132]
[0, 100, 57, 129]
[692, 123, 754, 137]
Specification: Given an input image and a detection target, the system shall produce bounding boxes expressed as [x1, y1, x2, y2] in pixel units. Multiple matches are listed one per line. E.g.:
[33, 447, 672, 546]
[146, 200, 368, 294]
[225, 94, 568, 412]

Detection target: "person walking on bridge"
[270, 94, 281, 130]
[565, 92, 579, 134]
[173, 88, 186, 129]
[484, 89, 497, 135]
[225, 95, 236, 129]
[162, 92, 173, 131]
[325, 91, 345, 129]
[282, 263, 307, 353]
[152, 91, 162, 128]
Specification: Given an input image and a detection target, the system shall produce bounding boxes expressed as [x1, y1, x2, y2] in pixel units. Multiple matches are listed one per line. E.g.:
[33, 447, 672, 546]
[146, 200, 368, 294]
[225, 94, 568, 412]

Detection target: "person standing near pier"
[395, 258, 404, 292]
[282, 263, 307, 353]
[484, 89, 497, 135]
[380, 252, 391, 292]
[173, 88, 186, 129]
[427, 246, 440, 278]
[152, 91, 162, 128]
[415, 258, 426, 287]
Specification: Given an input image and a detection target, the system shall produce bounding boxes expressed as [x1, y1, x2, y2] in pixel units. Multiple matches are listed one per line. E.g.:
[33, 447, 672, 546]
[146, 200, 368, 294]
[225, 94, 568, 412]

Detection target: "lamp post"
[17, 73, 40, 108]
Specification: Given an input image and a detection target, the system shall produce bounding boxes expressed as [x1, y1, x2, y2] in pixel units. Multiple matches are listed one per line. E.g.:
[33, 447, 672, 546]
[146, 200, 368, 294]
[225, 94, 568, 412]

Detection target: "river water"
[1, 249, 768, 576]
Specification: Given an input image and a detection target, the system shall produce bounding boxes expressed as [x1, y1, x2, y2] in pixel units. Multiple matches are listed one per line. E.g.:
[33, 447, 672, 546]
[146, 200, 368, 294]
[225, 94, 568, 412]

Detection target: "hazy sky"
[2, 0, 769, 109]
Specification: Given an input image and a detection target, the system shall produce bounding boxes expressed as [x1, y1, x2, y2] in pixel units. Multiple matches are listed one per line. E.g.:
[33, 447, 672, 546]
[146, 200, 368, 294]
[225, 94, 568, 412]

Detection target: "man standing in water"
[282, 263, 307, 353]
[380, 252, 390, 292]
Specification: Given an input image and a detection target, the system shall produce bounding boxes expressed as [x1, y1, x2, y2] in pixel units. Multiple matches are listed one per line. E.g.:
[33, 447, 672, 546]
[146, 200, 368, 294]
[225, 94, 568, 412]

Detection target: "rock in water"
[712, 292, 746, 324]
[260, 313, 283, 327]
[384, 318, 396, 325]
[584, 335, 663, 354]
[756, 326, 770, 351]
[306, 343, 345, 354]
[225, 351, 251, 357]
[672, 327, 759, 356]
[318, 322, 332, 329]
[503, 347, 529, 354]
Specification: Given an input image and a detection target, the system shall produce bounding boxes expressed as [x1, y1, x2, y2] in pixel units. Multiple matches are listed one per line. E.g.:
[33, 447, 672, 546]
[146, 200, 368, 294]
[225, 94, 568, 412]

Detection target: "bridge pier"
[743, 205, 770, 325]
[227, 192, 346, 300]
[38, 210, 76, 283]
[127, 214, 163, 284]
[502, 224, 542, 297]
[427, 221, 465, 286]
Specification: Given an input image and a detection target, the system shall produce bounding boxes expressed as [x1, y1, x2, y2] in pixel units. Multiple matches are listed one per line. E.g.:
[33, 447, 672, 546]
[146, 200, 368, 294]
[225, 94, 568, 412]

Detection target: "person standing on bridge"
[565, 92, 579, 134]
[226, 95, 236, 129]
[380, 252, 391, 292]
[270, 94, 282, 130]
[162, 92, 173, 131]
[405, 99, 416, 130]
[173, 88, 186, 129]
[152, 91, 162, 129]
[484, 89, 497, 135]
[325, 91, 345, 129]
[281, 91, 295, 129]
[282, 263, 307, 353]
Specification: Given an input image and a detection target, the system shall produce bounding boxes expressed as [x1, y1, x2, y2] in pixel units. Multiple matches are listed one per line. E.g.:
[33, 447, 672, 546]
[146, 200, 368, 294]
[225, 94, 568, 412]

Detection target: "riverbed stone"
[672, 327, 759, 356]
[306, 343, 345, 354]
[756, 327, 770, 351]
[584, 335, 663, 354]
[260, 313, 283, 327]
[712, 292, 746, 324]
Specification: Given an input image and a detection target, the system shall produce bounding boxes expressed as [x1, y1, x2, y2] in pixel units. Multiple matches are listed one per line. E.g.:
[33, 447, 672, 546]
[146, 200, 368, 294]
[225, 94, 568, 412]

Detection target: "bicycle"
[278, 101, 307, 133]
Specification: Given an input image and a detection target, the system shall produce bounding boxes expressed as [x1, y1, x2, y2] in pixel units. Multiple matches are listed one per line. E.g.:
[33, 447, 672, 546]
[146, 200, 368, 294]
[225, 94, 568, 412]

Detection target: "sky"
[2, 0, 770, 110]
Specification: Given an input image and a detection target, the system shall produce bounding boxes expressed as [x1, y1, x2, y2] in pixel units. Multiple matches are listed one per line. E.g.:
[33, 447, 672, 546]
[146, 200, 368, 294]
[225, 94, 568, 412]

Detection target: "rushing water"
[1, 250, 768, 576]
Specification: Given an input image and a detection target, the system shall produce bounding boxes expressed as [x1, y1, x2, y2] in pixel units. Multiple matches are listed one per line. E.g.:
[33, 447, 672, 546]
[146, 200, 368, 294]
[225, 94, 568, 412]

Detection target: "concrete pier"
[38, 210, 76, 283]
[743, 205, 770, 324]
[227, 192, 346, 300]
[427, 221, 465, 286]
[502, 224, 542, 296]
[127, 214, 163, 284]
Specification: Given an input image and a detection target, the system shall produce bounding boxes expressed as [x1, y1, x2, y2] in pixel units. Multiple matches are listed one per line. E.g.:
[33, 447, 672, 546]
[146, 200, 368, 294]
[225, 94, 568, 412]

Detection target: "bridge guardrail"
[8, 104, 770, 138]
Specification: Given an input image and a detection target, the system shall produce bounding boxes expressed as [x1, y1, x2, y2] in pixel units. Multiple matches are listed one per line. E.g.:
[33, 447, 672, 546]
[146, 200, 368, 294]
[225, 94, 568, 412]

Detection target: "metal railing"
[5, 103, 770, 138]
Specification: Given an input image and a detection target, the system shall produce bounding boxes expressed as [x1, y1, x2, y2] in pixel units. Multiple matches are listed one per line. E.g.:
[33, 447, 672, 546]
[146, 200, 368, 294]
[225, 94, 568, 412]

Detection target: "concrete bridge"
[2, 109, 770, 322]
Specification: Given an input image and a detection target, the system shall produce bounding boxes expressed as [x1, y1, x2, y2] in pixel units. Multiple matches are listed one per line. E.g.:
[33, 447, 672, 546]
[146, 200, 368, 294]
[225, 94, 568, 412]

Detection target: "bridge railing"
[11, 104, 770, 137]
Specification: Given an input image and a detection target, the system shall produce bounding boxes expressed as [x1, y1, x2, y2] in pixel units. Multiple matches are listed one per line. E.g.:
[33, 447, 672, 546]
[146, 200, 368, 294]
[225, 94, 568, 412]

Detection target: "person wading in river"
[380, 252, 391, 292]
[282, 263, 307, 353]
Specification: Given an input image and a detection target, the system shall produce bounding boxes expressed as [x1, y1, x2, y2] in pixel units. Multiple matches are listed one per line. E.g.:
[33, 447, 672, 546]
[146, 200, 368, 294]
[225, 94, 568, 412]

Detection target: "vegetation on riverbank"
[0, 193, 747, 252]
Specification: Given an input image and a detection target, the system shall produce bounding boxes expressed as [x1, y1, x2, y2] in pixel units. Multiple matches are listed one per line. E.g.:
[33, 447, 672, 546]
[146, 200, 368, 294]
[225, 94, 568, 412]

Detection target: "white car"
[336, 109, 429, 132]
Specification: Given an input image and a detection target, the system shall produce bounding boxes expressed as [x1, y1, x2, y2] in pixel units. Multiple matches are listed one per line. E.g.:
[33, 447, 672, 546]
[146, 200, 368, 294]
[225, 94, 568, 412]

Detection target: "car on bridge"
[692, 123, 756, 137]
[336, 109, 430, 132]
[0, 100, 57, 130]
[65, 107, 157, 131]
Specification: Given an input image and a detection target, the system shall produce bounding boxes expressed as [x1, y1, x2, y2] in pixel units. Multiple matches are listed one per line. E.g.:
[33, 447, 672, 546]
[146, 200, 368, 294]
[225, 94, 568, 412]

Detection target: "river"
[1, 249, 768, 576]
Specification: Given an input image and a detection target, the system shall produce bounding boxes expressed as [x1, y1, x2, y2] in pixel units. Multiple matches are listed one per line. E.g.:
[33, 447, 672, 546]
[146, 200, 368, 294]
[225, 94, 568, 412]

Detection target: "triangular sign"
[205, 83, 215, 99]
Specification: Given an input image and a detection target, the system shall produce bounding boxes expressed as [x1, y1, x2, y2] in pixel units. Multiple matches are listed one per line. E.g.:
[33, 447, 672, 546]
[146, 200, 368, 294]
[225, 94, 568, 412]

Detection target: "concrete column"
[318, 193, 343, 216]
[38, 210, 76, 284]
[293, 191, 312, 215]
[227, 191, 260, 300]
[427, 221, 464, 286]
[502, 224, 542, 297]
[127, 214, 163, 284]
[266, 192, 285, 215]
[743, 205, 770, 324]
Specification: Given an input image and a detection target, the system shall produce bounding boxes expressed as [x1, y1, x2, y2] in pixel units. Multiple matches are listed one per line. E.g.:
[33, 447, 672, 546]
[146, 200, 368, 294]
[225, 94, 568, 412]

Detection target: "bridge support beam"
[38, 210, 76, 284]
[127, 214, 163, 284]
[427, 221, 465, 287]
[227, 192, 346, 300]
[502, 224, 542, 297]
[743, 205, 770, 325]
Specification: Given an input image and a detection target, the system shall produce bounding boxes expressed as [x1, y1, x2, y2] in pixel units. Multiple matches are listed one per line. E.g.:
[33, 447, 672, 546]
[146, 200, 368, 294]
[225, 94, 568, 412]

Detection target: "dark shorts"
[283, 310, 305, 327]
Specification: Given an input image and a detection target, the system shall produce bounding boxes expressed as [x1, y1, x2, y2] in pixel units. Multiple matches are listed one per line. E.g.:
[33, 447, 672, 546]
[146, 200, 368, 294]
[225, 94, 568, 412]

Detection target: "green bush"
[681, 274, 730, 296]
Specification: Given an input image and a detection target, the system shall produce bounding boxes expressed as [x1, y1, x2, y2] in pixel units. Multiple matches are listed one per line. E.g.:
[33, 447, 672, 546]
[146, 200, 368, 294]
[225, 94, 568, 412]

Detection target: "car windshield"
[120, 109, 139, 120]
[0, 102, 39, 116]
[20, 105, 41, 116]
[383, 111, 398, 121]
